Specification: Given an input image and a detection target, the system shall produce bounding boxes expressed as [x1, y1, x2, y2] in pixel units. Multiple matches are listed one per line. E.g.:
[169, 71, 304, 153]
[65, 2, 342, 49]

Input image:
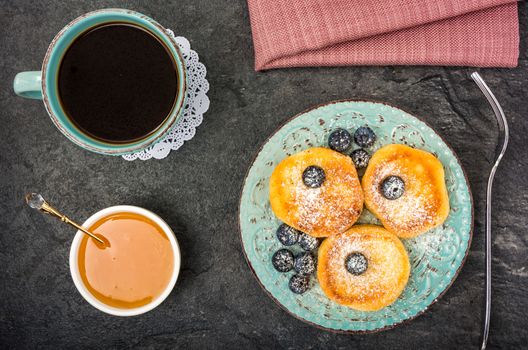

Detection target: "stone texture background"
[0, 1, 526, 349]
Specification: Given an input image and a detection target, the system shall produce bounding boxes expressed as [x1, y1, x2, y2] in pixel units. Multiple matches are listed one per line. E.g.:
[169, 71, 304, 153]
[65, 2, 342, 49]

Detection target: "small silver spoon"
[25, 193, 106, 246]
[471, 72, 509, 350]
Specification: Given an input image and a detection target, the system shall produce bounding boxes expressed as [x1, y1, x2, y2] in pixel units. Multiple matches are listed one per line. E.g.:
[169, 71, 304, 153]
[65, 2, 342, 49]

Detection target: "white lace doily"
[123, 31, 209, 161]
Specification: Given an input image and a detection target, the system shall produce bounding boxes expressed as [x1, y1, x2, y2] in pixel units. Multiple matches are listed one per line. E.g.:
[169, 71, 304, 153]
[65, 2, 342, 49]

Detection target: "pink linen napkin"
[247, 0, 519, 71]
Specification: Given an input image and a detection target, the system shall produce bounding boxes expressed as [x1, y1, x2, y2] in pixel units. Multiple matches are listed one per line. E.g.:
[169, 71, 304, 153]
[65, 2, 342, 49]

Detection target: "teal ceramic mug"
[13, 9, 186, 155]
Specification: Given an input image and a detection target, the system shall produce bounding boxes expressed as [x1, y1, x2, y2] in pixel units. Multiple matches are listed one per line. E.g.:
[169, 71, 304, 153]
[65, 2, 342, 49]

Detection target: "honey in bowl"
[78, 212, 174, 309]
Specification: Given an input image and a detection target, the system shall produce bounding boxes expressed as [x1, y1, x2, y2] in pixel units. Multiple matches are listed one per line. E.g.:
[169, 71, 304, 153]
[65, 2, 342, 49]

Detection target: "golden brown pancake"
[362, 144, 450, 238]
[269, 147, 363, 237]
[317, 225, 410, 311]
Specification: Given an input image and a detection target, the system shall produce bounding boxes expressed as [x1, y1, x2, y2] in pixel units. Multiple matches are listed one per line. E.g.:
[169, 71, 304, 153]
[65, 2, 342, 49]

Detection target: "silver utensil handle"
[470, 72, 509, 350]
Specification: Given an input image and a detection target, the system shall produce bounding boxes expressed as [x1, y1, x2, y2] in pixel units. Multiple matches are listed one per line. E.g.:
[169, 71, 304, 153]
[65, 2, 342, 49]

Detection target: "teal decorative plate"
[239, 100, 473, 333]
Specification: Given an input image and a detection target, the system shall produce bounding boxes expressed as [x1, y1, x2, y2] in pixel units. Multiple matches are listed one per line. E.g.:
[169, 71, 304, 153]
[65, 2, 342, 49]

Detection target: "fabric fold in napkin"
[247, 0, 519, 71]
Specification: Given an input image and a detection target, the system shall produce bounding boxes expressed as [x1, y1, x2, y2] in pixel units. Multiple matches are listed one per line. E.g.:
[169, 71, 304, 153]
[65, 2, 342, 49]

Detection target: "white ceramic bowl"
[69, 205, 181, 316]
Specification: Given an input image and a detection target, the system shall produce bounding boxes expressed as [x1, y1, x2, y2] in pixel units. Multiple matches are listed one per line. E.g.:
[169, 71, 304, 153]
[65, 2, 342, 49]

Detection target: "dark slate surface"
[1, 1, 527, 349]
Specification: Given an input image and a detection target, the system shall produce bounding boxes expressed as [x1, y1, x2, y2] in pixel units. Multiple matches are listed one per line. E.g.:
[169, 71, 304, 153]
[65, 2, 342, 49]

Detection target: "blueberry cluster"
[327, 126, 407, 198]
[327, 126, 376, 170]
[272, 223, 320, 294]
[275, 224, 320, 252]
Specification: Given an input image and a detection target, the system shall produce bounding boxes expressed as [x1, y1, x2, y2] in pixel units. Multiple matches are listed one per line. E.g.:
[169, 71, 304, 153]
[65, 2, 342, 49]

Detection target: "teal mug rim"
[40, 8, 187, 155]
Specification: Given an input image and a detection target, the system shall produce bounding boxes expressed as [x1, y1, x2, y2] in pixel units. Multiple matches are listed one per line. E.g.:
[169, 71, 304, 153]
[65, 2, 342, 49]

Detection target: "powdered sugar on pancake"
[362, 144, 450, 238]
[293, 167, 361, 234]
[367, 161, 435, 230]
[270, 148, 364, 237]
[318, 226, 410, 310]
[326, 233, 402, 301]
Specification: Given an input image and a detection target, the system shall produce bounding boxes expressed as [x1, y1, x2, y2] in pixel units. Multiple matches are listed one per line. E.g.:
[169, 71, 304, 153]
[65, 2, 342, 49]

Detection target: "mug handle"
[13, 71, 43, 99]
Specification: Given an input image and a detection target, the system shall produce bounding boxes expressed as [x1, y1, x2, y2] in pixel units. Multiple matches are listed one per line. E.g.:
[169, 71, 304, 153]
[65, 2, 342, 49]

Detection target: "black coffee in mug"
[58, 23, 179, 143]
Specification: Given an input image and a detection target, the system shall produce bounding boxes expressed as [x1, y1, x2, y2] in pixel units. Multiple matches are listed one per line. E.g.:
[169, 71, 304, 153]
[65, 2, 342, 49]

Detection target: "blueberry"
[294, 252, 316, 276]
[272, 249, 294, 272]
[354, 126, 376, 148]
[380, 175, 405, 200]
[328, 128, 352, 152]
[276, 224, 300, 246]
[298, 233, 319, 251]
[351, 148, 370, 169]
[289, 274, 311, 294]
[345, 252, 368, 275]
[302, 166, 325, 188]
